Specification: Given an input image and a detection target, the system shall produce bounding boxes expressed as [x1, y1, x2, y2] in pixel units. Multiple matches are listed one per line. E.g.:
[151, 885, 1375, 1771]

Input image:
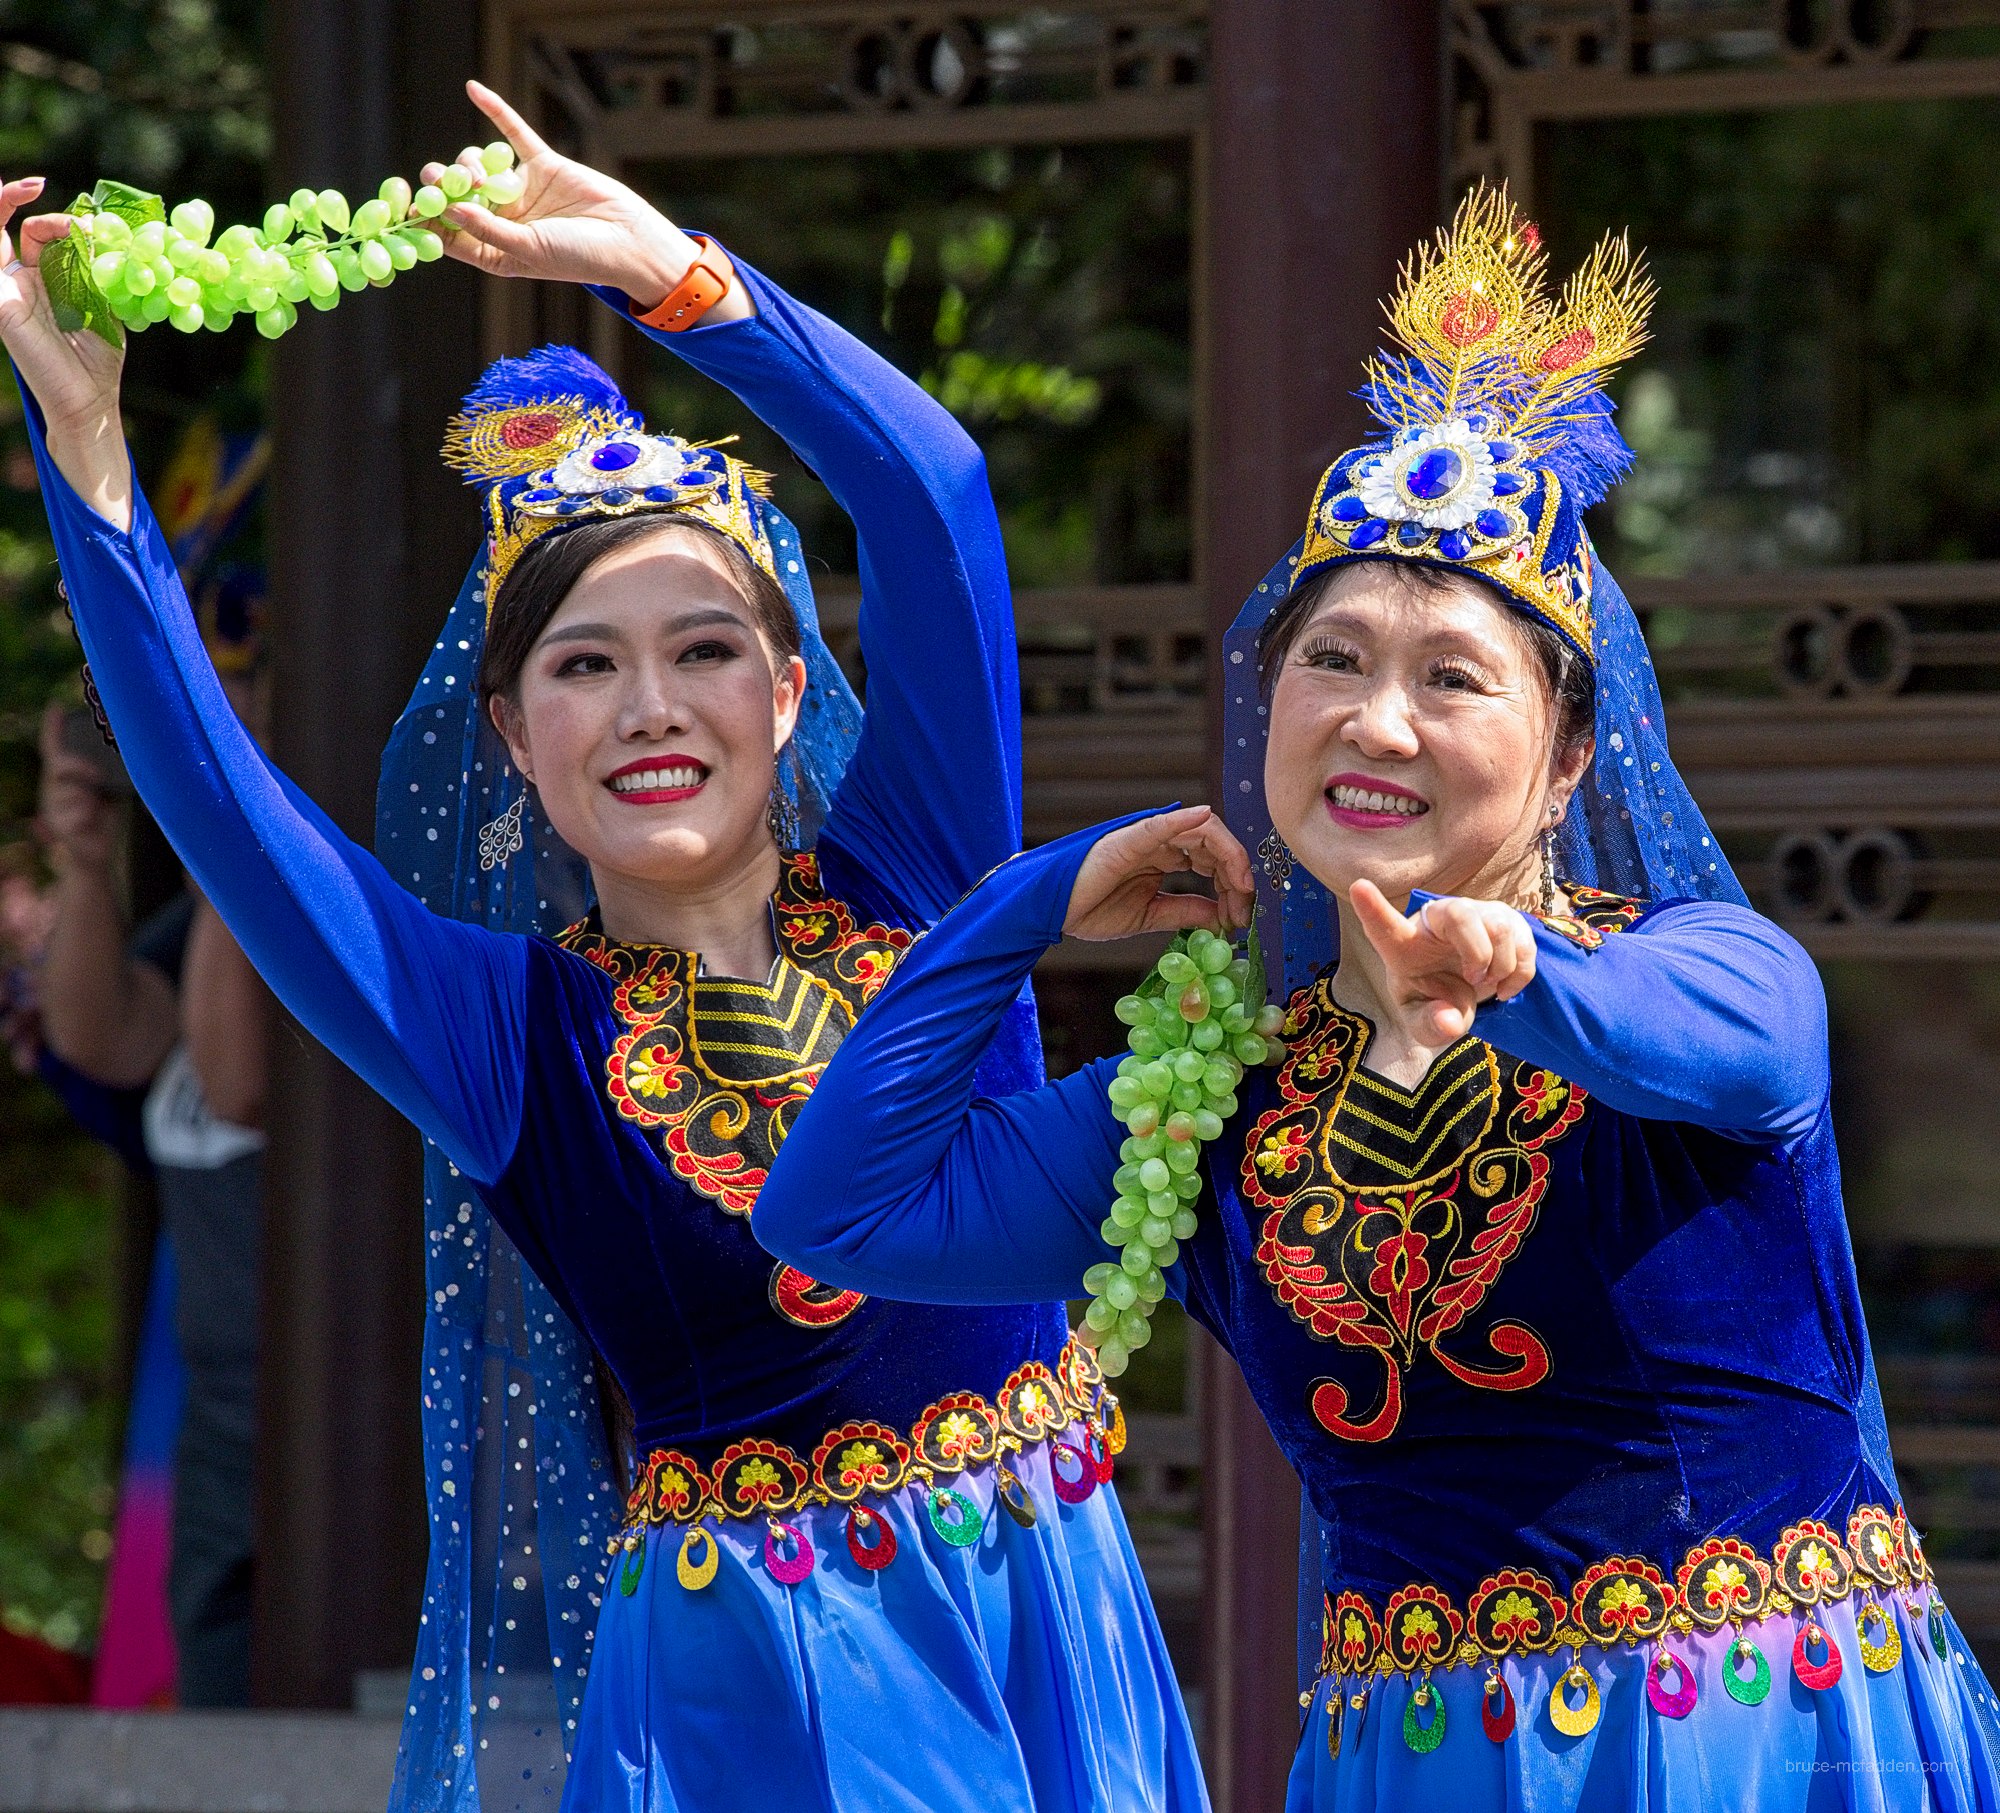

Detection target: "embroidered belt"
[1307, 1504, 1949, 1755]
[609, 1337, 1125, 1598]
[617, 1335, 1118, 1534]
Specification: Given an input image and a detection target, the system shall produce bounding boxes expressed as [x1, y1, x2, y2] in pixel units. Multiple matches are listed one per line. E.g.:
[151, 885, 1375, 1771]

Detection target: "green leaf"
[87, 179, 164, 227]
[40, 221, 122, 349]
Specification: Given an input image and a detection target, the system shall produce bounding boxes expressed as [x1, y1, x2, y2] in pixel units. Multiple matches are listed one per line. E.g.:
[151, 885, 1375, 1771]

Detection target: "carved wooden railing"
[1454, 0, 2000, 200]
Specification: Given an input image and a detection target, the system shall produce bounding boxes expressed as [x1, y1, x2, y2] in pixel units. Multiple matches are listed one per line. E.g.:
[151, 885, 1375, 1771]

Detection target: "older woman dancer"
[759, 188, 2000, 1808]
[0, 79, 1201, 1813]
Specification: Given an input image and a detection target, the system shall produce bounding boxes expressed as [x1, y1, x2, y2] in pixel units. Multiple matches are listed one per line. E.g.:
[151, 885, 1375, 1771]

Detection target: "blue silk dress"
[757, 818, 2000, 1812]
[24, 271, 1204, 1813]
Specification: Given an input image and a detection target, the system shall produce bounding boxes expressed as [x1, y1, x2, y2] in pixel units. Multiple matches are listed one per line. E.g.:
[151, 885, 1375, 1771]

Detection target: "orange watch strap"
[634, 236, 735, 333]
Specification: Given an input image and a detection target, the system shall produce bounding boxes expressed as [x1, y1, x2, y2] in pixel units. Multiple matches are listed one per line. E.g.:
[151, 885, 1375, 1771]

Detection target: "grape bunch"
[1084, 928, 1286, 1377]
[42, 143, 528, 346]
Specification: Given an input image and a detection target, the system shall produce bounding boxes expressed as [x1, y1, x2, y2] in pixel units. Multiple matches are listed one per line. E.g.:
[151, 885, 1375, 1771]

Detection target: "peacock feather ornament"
[1296, 182, 1655, 659]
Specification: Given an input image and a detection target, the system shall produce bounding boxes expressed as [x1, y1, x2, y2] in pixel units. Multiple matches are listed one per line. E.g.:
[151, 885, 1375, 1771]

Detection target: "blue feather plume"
[458, 344, 639, 426]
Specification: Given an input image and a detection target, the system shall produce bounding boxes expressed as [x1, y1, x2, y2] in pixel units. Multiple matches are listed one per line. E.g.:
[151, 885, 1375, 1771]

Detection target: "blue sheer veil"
[1218, 537, 1747, 1691]
[375, 486, 857, 1810]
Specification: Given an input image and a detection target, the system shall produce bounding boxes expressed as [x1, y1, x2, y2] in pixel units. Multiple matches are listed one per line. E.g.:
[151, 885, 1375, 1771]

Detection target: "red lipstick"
[604, 754, 709, 806]
[1324, 771, 1430, 831]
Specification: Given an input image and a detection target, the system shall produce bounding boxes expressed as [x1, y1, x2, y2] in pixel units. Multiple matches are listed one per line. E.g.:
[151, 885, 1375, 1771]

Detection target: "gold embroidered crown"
[1295, 183, 1655, 656]
[442, 345, 776, 604]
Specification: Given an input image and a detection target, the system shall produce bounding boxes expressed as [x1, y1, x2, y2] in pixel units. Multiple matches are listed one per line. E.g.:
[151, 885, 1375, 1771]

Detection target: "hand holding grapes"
[423, 81, 751, 321]
[0, 176, 132, 527]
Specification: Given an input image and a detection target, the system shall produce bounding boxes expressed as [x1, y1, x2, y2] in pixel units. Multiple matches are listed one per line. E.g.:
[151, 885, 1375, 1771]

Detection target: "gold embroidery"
[1244, 890, 1644, 1443]
[559, 853, 910, 1329]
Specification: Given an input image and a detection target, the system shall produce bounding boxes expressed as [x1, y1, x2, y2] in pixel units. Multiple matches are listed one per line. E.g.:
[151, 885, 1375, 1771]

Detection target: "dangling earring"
[1258, 829, 1294, 889]
[766, 781, 801, 853]
[1538, 804, 1561, 916]
[766, 742, 802, 852]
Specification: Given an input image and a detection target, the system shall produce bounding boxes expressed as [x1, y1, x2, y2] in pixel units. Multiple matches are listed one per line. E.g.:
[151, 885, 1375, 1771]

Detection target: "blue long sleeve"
[757, 825, 1121, 1304]
[1472, 897, 1830, 1142]
[595, 256, 1021, 919]
[24, 395, 526, 1187]
[760, 826, 1836, 1305]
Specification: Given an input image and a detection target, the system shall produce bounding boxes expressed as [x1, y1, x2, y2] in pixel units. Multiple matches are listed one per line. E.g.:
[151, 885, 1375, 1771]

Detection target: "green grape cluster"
[45, 143, 528, 346]
[1083, 927, 1286, 1377]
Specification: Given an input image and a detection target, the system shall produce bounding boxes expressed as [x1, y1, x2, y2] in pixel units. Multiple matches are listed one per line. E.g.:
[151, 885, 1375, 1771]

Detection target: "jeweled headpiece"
[1296, 183, 1654, 657]
[443, 344, 777, 602]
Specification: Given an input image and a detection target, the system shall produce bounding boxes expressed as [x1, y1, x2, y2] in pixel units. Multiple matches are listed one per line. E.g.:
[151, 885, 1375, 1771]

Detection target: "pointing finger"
[466, 79, 553, 164]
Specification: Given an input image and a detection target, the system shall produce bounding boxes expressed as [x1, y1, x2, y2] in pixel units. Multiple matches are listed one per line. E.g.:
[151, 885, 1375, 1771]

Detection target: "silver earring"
[1258, 829, 1294, 889]
[766, 782, 801, 852]
[1539, 804, 1562, 916]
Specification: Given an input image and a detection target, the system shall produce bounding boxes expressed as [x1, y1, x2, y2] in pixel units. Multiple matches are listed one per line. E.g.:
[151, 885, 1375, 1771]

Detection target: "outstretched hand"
[1063, 806, 1256, 942]
[1348, 881, 1537, 1044]
[424, 81, 749, 319]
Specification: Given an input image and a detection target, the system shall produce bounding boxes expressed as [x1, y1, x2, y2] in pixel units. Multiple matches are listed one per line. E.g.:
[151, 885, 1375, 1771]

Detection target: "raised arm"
[604, 261, 1019, 915]
[1, 197, 523, 1185]
[759, 806, 1252, 1300]
[427, 82, 1020, 918]
[1475, 898, 1829, 1141]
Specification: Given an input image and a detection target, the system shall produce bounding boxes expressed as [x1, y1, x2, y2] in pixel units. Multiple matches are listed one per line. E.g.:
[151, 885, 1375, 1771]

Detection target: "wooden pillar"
[256, 0, 484, 1707]
[1198, 2, 1444, 1803]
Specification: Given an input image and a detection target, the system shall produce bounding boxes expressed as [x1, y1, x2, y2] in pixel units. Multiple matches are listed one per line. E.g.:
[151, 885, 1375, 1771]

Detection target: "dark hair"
[478, 514, 801, 703]
[1255, 559, 1594, 770]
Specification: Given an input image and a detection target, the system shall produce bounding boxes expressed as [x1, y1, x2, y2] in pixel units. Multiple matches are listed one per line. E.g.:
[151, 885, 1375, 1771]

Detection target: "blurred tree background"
[0, 0, 263, 1655]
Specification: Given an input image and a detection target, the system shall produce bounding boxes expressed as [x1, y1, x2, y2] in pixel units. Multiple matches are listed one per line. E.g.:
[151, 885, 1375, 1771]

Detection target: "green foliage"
[0, 1064, 120, 1649]
[1549, 98, 2000, 573]
[0, 0, 266, 1657]
[630, 141, 1191, 588]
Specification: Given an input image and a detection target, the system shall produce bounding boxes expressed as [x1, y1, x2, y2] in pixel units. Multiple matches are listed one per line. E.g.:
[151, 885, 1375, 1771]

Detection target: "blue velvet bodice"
[489, 856, 1061, 1462]
[1183, 979, 1900, 1609]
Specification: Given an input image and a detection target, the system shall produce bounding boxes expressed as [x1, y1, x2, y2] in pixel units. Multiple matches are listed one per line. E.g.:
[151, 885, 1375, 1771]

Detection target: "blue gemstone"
[1405, 447, 1465, 502]
[1475, 509, 1513, 539]
[1491, 472, 1526, 497]
[1487, 440, 1517, 464]
[555, 498, 584, 515]
[677, 469, 710, 486]
[522, 488, 557, 503]
[589, 440, 643, 472]
[1349, 518, 1388, 550]
[1437, 529, 1472, 560]
[601, 487, 632, 506]
[1397, 426, 1425, 445]
[644, 486, 676, 502]
[1396, 520, 1430, 548]
[1330, 494, 1367, 523]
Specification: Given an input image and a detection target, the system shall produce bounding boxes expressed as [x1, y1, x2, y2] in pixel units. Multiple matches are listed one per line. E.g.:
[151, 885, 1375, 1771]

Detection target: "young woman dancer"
[0, 82, 1201, 1813]
[758, 189, 2000, 1808]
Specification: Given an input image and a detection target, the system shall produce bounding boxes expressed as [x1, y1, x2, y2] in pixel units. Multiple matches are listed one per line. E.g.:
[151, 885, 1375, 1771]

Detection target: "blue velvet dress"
[758, 819, 2000, 1811]
[25, 275, 1204, 1812]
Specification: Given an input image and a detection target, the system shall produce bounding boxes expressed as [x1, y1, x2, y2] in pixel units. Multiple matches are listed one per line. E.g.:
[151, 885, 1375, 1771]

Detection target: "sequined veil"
[373, 351, 859, 1812]
[1210, 188, 1751, 1686]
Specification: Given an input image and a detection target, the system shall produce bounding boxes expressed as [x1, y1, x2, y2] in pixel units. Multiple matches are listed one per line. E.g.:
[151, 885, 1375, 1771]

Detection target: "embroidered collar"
[1242, 888, 1643, 1444]
[556, 854, 910, 1330]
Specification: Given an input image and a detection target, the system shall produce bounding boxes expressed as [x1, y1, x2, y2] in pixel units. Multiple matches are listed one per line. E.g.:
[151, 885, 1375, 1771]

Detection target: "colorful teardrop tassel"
[1647, 1646, 1698, 1719]
[1402, 1677, 1446, 1754]
[1103, 1394, 1129, 1456]
[845, 1503, 897, 1571]
[617, 1534, 645, 1597]
[764, 1516, 814, 1585]
[1549, 1662, 1601, 1737]
[1792, 1620, 1843, 1690]
[1724, 1636, 1772, 1705]
[995, 1462, 1038, 1529]
[1858, 1602, 1903, 1674]
[1086, 1421, 1115, 1484]
[1480, 1668, 1515, 1742]
[1930, 1599, 1950, 1659]
[1050, 1439, 1098, 1505]
[927, 1486, 984, 1547]
[1326, 1683, 1345, 1759]
[676, 1523, 719, 1591]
